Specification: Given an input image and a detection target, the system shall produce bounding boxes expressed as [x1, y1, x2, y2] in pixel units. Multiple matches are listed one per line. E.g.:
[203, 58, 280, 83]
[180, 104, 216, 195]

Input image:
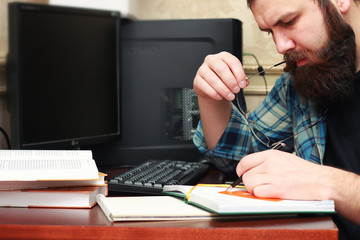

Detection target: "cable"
[243, 53, 269, 95]
[0, 126, 11, 149]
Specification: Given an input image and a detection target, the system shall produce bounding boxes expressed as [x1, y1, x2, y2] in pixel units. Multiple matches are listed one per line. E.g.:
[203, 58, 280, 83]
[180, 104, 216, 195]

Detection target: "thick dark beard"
[283, 1, 357, 106]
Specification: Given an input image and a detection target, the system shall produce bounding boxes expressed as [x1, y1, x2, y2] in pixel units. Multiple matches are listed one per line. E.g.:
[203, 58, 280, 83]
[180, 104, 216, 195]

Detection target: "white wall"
[49, 0, 131, 17]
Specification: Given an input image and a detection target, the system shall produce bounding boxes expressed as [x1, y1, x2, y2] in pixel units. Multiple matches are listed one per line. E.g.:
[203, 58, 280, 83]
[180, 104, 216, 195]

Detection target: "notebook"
[96, 194, 216, 222]
[162, 184, 336, 215]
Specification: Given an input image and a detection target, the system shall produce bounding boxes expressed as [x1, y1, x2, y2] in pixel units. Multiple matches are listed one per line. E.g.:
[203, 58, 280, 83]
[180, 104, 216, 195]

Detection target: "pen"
[225, 176, 243, 192]
[225, 142, 286, 192]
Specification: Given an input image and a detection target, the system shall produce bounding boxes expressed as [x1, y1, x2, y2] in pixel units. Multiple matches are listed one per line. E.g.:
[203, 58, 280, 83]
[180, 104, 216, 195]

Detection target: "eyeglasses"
[235, 93, 327, 150]
[236, 63, 327, 150]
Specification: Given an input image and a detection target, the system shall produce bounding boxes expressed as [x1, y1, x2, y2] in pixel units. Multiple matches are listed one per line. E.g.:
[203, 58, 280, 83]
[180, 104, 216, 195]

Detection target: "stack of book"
[0, 150, 107, 208]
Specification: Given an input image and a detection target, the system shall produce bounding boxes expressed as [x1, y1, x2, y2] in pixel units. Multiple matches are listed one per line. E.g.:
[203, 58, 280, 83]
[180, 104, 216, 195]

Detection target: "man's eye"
[284, 18, 296, 26]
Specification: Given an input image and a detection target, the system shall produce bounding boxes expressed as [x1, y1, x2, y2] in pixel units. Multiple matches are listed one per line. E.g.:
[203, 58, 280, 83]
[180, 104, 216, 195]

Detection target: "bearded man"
[193, 0, 360, 239]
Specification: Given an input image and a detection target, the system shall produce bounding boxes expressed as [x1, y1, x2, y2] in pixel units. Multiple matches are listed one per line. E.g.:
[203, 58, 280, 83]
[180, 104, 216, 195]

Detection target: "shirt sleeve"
[193, 73, 295, 161]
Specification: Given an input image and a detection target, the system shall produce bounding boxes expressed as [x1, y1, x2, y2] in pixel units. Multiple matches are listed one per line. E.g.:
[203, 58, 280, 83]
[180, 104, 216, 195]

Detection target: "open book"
[0, 150, 105, 190]
[163, 184, 335, 215]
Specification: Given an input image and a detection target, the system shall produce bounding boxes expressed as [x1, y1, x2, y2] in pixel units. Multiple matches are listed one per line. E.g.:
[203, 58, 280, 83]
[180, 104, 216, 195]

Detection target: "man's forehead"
[248, 0, 317, 8]
[251, 0, 297, 25]
[251, 0, 317, 27]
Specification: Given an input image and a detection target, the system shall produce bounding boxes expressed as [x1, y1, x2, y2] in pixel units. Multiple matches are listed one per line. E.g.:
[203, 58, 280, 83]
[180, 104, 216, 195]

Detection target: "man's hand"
[236, 150, 360, 225]
[236, 150, 333, 200]
[193, 52, 248, 150]
[193, 51, 248, 101]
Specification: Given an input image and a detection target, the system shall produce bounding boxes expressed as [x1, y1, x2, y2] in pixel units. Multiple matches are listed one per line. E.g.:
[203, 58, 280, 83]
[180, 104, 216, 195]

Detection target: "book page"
[0, 150, 98, 181]
[0, 150, 92, 160]
[96, 195, 215, 222]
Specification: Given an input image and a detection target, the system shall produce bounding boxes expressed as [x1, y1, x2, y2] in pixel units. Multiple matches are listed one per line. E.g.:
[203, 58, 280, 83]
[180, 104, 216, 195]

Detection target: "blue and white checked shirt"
[193, 73, 327, 174]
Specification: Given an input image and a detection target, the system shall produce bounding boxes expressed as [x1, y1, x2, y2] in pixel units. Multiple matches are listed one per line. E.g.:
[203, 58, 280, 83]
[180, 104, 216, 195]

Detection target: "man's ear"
[336, 0, 351, 14]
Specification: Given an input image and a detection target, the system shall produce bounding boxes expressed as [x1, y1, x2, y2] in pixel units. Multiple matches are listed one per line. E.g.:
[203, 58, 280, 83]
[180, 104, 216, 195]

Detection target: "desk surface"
[0, 169, 338, 240]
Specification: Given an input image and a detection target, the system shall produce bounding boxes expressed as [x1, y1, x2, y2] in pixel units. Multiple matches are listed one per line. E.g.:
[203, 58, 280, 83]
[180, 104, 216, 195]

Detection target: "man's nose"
[273, 31, 295, 55]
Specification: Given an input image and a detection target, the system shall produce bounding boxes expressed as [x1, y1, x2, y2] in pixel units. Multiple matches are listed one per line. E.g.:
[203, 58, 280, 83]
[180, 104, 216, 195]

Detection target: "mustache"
[283, 51, 305, 72]
[283, 49, 325, 65]
[283, 49, 326, 73]
[283, 50, 306, 63]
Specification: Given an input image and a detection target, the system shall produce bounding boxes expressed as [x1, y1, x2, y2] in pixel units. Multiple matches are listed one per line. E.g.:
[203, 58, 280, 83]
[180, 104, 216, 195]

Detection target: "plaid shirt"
[193, 73, 327, 174]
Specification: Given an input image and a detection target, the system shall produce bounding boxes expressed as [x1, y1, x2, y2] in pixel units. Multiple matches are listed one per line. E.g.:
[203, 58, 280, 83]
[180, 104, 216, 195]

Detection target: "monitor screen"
[92, 19, 244, 168]
[7, 3, 121, 149]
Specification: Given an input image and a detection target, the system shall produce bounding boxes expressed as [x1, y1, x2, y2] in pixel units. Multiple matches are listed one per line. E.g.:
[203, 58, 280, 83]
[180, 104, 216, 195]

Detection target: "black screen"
[7, 3, 121, 149]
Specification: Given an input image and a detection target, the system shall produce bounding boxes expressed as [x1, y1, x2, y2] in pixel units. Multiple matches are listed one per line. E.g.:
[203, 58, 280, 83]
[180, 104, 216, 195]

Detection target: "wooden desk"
[0, 169, 338, 240]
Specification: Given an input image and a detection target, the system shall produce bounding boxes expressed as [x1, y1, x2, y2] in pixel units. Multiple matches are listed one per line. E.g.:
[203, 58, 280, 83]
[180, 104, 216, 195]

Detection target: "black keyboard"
[108, 159, 209, 195]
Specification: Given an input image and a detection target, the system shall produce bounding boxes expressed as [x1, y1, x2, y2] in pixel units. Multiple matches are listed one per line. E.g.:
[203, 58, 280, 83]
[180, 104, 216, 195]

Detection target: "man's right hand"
[193, 52, 249, 150]
[193, 51, 248, 101]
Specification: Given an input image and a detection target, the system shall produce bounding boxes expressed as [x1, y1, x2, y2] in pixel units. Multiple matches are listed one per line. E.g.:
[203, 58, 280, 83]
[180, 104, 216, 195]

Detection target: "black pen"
[225, 142, 286, 192]
[225, 176, 243, 192]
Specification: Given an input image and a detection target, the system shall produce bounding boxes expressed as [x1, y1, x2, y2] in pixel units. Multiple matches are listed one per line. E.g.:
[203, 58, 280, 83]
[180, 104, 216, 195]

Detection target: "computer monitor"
[92, 18, 245, 168]
[7, 3, 121, 149]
